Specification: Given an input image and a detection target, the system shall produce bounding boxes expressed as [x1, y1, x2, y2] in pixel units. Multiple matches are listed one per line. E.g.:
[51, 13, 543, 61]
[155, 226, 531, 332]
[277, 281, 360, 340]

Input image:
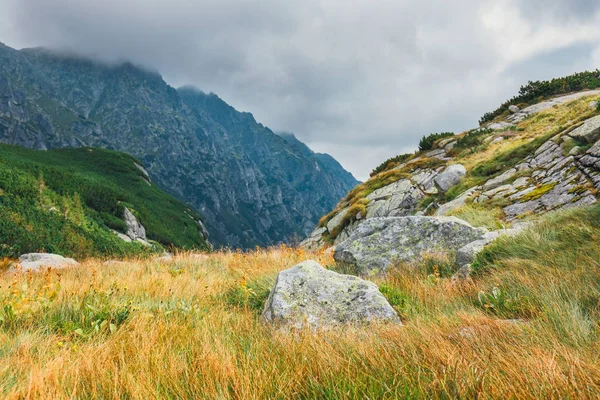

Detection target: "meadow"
[0, 206, 598, 399]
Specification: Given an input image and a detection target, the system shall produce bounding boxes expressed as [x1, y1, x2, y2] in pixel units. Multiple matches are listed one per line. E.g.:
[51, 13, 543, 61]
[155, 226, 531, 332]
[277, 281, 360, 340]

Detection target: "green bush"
[418, 132, 454, 152]
[480, 70, 600, 125]
[454, 128, 492, 150]
[370, 153, 412, 177]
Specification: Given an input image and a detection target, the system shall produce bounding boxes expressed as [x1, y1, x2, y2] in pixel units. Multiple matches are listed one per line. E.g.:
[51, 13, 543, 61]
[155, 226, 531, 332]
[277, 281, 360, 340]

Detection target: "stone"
[124, 207, 147, 242]
[262, 260, 401, 329]
[326, 207, 349, 234]
[508, 105, 520, 113]
[451, 264, 472, 284]
[482, 168, 517, 191]
[512, 177, 531, 188]
[15, 253, 79, 272]
[333, 216, 487, 276]
[300, 226, 327, 250]
[490, 137, 505, 145]
[365, 179, 423, 219]
[437, 137, 456, 148]
[569, 146, 584, 156]
[590, 101, 598, 110]
[435, 187, 477, 216]
[455, 240, 488, 266]
[488, 121, 513, 130]
[568, 115, 600, 144]
[434, 164, 466, 192]
[444, 141, 457, 151]
[482, 184, 515, 198]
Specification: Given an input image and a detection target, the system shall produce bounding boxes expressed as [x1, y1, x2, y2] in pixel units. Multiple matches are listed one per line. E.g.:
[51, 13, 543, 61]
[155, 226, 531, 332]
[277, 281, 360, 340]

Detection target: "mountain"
[303, 85, 600, 250]
[0, 143, 210, 259]
[0, 43, 358, 248]
[277, 131, 359, 188]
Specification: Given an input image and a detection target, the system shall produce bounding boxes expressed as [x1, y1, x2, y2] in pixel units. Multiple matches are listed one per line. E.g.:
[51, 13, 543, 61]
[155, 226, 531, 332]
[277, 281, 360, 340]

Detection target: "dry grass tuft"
[1, 206, 600, 398]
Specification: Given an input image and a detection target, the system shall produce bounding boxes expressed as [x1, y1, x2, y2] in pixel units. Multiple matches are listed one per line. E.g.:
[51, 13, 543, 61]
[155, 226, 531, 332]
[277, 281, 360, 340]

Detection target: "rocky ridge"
[303, 90, 600, 263]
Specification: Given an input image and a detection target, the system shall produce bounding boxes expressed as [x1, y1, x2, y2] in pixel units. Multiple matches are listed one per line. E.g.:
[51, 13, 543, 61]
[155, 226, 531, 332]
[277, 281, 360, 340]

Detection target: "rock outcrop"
[333, 216, 487, 276]
[123, 207, 150, 246]
[262, 260, 400, 329]
[302, 158, 464, 250]
[14, 253, 79, 272]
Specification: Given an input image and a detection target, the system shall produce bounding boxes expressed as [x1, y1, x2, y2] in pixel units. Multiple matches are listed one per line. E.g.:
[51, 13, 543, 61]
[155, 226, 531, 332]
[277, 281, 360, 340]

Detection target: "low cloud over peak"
[1, 0, 599, 180]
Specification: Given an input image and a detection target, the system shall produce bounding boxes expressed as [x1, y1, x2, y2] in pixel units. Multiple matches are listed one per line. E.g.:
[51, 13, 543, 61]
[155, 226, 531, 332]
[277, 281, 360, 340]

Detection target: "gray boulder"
[451, 264, 472, 284]
[508, 105, 520, 113]
[299, 226, 327, 251]
[124, 207, 147, 242]
[455, 240, 488, 266]
[482, 168, 517, 190]
[262, 260, 400, 329]
[568, 115, 600, 144]
[434, 164, 466, 192]
[334, 216, 487, 276]
[16, 253, 79, 272]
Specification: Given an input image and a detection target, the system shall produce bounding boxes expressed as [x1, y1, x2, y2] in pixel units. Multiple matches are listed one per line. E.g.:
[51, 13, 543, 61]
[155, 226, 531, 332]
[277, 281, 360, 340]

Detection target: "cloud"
[1, 0, 600, 180]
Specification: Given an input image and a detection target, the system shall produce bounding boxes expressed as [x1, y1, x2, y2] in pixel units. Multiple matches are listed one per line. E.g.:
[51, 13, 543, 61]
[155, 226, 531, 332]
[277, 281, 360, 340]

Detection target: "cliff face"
[0, 43, 358, 248]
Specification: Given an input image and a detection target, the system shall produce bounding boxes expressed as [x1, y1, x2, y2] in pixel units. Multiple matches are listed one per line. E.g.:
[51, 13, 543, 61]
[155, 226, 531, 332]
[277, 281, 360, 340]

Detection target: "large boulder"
[334, 216, 487, 276]
[262, 260, 400, 329]
[15, 253, 79, 272]
[434, 164, 466, 192]
[568, 115, 600, 144]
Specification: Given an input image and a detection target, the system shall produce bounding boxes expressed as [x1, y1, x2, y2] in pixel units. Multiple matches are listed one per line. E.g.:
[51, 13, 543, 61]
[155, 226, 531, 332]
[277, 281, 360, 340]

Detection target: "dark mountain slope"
[0, 43, 358, 248]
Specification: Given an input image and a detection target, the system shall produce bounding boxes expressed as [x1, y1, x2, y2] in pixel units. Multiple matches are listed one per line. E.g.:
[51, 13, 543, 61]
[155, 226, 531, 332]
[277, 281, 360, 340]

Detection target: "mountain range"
[0, 42, 358, 248]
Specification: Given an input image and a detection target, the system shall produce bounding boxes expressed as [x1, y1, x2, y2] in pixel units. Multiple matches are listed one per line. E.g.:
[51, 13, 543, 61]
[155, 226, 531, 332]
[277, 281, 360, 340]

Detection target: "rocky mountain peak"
[0, 43, 358, 248]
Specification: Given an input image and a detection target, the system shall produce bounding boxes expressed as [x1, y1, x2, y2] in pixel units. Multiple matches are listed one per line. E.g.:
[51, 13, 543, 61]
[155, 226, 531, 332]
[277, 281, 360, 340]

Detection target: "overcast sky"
[1, 0, 600, 180]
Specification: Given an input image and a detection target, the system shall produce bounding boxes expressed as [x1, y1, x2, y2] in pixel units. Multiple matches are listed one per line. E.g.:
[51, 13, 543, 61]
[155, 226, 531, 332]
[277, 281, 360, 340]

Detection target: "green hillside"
[0, 144, 210, 259]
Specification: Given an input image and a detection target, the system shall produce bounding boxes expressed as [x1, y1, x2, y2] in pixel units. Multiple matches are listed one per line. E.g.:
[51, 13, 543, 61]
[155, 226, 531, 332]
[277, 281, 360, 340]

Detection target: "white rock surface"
[15, 253, 79, 272]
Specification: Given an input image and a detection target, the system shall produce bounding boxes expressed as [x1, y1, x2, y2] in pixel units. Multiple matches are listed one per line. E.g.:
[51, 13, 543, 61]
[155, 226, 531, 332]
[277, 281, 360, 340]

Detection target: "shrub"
[480, 70, 600, 125]
[454, 128, 492, 150]
[418, 132, 454, 151]
[370, 153, 412, 177]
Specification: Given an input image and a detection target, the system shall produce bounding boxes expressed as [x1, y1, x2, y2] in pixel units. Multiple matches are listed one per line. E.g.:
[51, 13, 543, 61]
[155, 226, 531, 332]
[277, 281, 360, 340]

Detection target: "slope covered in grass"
[0, 206, 598, 398]
[0, 144, 210, 258]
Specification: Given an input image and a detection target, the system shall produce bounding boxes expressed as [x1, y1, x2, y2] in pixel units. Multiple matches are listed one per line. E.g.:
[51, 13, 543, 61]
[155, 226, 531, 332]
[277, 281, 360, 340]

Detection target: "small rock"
[482, 168, 517, 191]
[326, 208, 349, 234]
[15, 253, 79, 272]
[262, 260, 401, 329]
[569, 146, 584, 156]
[456, 240, 488, 266]
[589, 101, 598, 109]
[508, 105, 520, 113]
[435, 187, 477, 216]
[124, 207, 147, 242]
[568, 115, 600, 144]
[451, 264, 472, 284]
[490, 137, 504, 145]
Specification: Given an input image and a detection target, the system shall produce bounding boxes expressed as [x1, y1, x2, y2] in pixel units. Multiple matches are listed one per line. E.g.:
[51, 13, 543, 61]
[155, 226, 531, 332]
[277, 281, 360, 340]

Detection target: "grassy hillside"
[0, 144, 210, 259]
[0, 206, 598, 398]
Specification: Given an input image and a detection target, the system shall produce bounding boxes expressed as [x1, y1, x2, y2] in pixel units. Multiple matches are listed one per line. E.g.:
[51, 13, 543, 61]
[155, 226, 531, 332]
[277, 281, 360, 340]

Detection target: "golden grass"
[1, 212, 599, 400]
